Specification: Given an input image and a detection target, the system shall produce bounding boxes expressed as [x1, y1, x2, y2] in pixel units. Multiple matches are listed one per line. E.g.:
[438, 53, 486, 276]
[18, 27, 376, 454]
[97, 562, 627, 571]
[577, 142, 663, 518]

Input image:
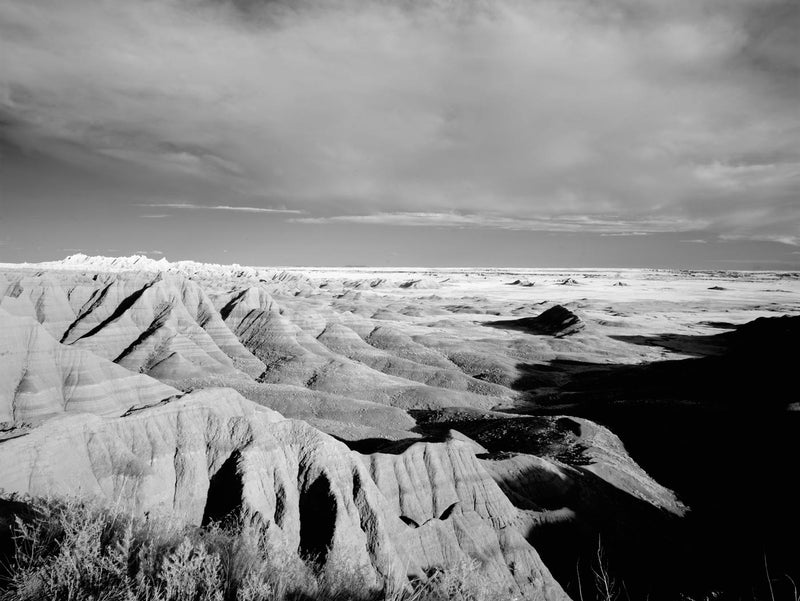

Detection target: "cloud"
[720, 232, 800, 246]
[599, 232, 651, 237]
[1, 0, 798, 241]
[291, 211, 698, 233]
[140, 203, 304, 214]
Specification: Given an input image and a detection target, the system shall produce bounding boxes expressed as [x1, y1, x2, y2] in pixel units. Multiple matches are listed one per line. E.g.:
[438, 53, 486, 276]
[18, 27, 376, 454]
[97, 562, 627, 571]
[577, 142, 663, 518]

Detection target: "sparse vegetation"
[2, 494, 800, 601]
[0, 496, 506, 601]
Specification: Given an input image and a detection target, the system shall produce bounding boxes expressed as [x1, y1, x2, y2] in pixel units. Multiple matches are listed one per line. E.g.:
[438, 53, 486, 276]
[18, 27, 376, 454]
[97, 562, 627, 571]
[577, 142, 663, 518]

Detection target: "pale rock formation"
[316, 321, 511, 395]
[157, 374, 418, 439]
[218, 285, 502, 410]
[0, 309, 178, 422]
[2, 271, 264, 380]
[364, 325, 462, 370]
[0, 390, 568, 600]
[66, 275, 241, 377]
[0, 274, 78, 340]
[575, 418, 685, 514]
[363, 438, 567, 599]
[399, 278, 442, 290]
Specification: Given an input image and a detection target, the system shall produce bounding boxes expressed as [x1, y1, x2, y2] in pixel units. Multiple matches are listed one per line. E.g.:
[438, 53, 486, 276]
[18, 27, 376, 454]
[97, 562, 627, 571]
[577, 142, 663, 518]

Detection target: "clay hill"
[0, 257, 798, 600]
[487, 305, 585, 337]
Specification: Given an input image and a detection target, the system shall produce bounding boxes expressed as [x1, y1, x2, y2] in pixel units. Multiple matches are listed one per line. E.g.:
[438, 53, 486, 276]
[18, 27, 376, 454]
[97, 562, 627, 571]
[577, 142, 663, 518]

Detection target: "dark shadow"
[202, 452, 244, 526]
[113, 300, 175, 363]
[0, 496, 35, 580]
[64, 277, 159, 343]
[529, 315, 799, 410]
[218, 288, 250, 320]
[298, 474, 336, 564]
[507, 315, 798, 399]
[504, 464, 690, 601]
[512, 359, 604, 392]
[544, 405, 800, 601]
[700, 320, 739, 329]
[611, 313, 796, 357]
[409, 412, 687, 600]
[607, 332, 729, 357]
[505, 315, 800, 600]
[413, 414, 593, 465]
[335, 435, 443, 455]
[485, 305, 584, 337]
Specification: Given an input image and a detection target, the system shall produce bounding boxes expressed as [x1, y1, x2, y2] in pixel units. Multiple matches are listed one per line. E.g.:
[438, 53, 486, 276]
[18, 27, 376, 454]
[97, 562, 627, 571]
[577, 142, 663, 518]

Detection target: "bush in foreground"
[0, 496, 503, 601]
[6, 495, 795, 601]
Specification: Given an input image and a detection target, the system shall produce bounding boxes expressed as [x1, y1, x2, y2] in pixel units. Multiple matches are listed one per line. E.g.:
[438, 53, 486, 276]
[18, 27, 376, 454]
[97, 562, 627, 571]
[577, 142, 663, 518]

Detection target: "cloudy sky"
[1, 0, 798, 267]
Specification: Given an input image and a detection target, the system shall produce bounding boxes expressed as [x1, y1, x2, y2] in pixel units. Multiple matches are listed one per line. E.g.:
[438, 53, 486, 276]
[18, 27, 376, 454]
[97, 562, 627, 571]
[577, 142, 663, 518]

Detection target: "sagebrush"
[0, 496, 504, 601]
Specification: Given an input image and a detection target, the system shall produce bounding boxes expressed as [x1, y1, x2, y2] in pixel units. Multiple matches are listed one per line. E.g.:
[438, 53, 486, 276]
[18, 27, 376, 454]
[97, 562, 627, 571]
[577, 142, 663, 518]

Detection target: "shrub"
[0, 496, 509, 601]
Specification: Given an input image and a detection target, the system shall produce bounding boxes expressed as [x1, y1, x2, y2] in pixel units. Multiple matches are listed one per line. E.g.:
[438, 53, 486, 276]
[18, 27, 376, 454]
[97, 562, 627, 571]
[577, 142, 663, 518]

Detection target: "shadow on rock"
[511, 315, 800, 599]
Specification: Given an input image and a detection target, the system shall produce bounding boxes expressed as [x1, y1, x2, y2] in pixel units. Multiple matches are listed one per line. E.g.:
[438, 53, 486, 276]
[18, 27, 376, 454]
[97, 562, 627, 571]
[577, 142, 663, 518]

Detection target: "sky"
[1, 0, 798, 268]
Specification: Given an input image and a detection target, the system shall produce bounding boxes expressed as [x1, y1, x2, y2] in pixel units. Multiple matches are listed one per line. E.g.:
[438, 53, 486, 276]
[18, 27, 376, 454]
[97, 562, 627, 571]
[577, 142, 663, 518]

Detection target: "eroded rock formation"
[0, 389, 568, 599]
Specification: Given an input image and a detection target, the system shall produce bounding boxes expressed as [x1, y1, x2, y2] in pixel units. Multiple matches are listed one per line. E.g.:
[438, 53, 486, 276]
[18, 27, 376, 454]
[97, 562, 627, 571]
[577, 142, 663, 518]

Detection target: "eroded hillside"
[1, 256, 798, 599]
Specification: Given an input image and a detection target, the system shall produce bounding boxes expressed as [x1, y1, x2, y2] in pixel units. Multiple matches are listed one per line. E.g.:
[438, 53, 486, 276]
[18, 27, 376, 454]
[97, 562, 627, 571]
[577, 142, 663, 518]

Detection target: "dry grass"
[0, 495, 501, 601]
[9, 496, 795, 601]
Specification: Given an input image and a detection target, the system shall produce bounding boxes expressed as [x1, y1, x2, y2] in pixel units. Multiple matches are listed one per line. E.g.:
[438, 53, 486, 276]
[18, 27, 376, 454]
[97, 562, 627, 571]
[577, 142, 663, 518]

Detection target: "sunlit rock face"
[0, 309, 178, 423]
[0, 389, 569, 599]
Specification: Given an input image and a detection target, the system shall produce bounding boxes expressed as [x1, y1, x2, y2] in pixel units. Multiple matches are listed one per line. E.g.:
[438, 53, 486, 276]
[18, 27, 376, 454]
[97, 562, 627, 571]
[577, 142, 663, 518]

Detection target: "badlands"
[0, 254, 798, 600]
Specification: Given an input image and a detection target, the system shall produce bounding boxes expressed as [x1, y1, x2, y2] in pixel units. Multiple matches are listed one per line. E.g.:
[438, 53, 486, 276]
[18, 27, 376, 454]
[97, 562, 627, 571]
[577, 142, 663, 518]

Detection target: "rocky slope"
[0, 309, 178, 423]
[0, 388, 568, 599]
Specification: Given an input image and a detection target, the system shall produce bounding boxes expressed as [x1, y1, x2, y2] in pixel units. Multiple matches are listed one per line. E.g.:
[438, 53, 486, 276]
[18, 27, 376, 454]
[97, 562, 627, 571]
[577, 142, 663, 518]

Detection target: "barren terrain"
[1, 255, 798, 600]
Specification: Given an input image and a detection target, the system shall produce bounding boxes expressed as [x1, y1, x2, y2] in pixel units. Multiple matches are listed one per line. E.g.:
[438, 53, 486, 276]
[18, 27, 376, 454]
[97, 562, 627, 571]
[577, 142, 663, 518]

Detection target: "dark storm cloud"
[1, 0, 798, 243]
